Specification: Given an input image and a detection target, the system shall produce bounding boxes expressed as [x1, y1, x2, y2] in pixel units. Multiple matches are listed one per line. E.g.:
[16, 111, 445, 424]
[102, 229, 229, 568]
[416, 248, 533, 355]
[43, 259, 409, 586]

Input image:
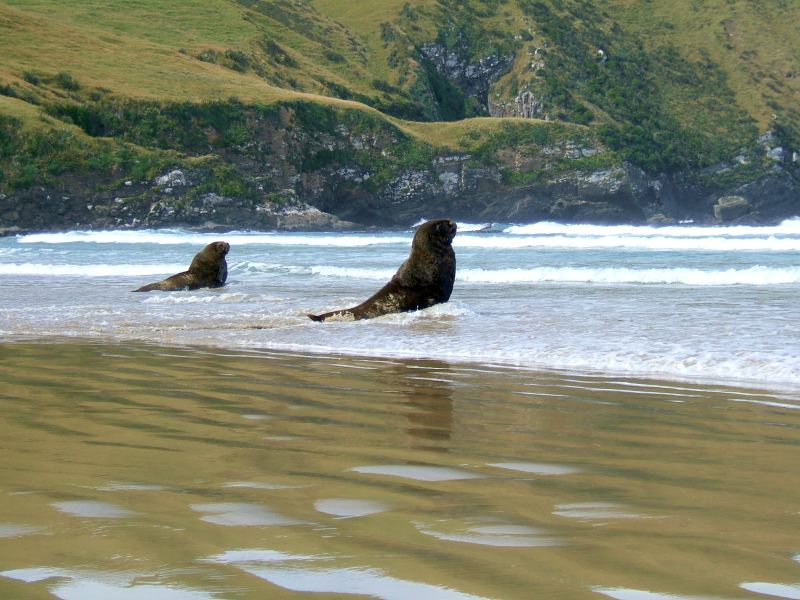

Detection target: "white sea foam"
[228, 263, 395, 280]
[455, 234, 800, 251]
[310, 265, 396, 280]
[0, 263, 186, 277]
[488, 218, 800, 251]
[6, 262, 797, 285]
[17, 220, 800, 252]
[504, 217, 800, 237]
[414, 218, 492, 233]
[272, 339, 800, 388]
[18, 230, 409, 247]
[0, 263, 184, 277]
[457, 266, 800, 285]
[237, 264, 798, 286]
[229, 263, 397, 280]
[142, 292, 255, 304]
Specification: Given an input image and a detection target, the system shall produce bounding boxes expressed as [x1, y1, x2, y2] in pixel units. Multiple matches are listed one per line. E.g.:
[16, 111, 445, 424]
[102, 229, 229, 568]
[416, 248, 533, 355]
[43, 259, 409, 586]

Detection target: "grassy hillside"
[0, 0, 798, 191]
[616, 0, 800, 134]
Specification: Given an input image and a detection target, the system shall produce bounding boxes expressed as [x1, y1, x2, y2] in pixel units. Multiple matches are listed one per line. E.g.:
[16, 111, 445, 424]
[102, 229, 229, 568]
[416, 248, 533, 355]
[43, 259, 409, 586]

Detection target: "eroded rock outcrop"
[1, 102, 797, 234]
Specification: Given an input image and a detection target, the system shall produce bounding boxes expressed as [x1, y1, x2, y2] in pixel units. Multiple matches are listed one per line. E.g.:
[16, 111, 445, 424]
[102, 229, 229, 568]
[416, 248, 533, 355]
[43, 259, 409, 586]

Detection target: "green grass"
[614, 0, 800, 132]
[2, 0, 257, 48]
[0, 0, 797, 181]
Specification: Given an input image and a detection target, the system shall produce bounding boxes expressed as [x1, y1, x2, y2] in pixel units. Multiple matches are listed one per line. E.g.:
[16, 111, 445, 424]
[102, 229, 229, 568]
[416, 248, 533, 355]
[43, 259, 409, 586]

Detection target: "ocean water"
[1, 219, 799, 388]
[2, 222, 800, 600]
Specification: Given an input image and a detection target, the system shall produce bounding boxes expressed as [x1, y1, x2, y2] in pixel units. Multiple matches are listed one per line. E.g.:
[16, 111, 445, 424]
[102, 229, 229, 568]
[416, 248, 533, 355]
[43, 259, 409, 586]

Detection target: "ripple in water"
[0, 523, 43, 538]
[415, 518, 561, 548]
[553, 503, 643, 520]
[488, 462, 581, 475]
[190, 502, 308, 526]
[740, 582, 800, 599]
[314, 498, 391, 518]
[52, 501, 139, 519]
[0, 567, 214, 600]
[206, 548, 489, 600]
[350, 464, 482, 482]
[223, 481, 296, 490]
[594, 587, 726, 600]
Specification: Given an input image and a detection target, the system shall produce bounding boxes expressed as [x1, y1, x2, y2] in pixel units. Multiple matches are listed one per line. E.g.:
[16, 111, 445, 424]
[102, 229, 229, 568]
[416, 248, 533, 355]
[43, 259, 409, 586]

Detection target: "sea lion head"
[413, 219, 457, 253]
[188, 240, 230, 285]
[208, 241, 230, 257]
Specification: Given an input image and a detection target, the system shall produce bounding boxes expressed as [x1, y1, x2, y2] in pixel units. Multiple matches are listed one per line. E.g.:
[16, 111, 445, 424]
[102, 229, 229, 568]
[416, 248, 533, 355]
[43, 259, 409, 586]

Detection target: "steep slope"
[0, 0, 798, 232]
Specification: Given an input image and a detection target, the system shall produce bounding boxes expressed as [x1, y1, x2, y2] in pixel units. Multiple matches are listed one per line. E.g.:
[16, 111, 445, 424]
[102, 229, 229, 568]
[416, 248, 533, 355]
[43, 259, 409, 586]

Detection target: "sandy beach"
[1, 339, 799, 599]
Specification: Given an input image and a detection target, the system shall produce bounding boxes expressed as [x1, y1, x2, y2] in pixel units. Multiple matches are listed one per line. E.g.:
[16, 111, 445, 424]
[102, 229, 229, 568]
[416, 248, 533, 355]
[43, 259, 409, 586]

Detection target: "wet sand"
[1, 340, 799, 599]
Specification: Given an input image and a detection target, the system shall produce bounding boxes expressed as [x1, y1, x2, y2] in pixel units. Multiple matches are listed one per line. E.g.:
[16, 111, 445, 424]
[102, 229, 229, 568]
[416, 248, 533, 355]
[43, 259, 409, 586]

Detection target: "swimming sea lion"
[133, 241, 230, 292]
[308, 219, 457, 321]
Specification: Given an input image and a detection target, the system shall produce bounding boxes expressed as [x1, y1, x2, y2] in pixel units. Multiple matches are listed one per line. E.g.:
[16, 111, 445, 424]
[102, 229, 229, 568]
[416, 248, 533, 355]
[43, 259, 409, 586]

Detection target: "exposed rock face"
[713, 196, 751, 221]
[2, 155, 797, 233]
[489, 90, 545, 119]
[1, 103, 798, 234]
[418, 42, 513, 115]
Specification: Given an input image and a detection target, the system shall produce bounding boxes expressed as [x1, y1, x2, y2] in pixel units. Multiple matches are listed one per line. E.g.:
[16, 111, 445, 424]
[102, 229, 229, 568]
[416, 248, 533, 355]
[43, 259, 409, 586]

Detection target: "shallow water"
[1, 341, 799, 599]
[1, 220, 799, 387]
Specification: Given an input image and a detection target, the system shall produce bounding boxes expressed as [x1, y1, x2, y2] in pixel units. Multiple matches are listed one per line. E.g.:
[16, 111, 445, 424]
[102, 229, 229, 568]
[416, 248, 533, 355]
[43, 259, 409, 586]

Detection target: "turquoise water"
[1, 220, 799, 388]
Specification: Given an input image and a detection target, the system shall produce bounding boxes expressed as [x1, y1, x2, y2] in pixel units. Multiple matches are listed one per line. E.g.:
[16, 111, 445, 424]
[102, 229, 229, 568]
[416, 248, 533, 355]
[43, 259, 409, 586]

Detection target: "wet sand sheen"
[0, 341, 799, 599]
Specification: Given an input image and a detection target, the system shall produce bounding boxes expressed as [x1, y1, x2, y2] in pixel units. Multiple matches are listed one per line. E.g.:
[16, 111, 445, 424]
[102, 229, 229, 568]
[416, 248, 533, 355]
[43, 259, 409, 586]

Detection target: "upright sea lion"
[309, 219, 457, 321]
[133, 241, 230, 292]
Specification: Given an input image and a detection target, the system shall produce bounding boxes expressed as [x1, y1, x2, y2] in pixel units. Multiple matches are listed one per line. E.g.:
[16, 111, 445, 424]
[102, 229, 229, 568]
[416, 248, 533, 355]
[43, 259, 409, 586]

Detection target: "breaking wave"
[454, 234, 800, 252]
[4, 261, 798, 287]
[504, 218, 800, 237]
[17, 218, 800, 252]
[17, 230, 409, 247]
[457, 265, 800, 285]
[0, 263, 184, 277]
[237, 263, 800, 286]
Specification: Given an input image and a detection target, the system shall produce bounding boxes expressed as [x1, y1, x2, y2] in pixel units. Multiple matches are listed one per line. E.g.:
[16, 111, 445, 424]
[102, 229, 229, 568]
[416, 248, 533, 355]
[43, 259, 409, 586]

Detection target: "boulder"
[713, 195, 751, 221]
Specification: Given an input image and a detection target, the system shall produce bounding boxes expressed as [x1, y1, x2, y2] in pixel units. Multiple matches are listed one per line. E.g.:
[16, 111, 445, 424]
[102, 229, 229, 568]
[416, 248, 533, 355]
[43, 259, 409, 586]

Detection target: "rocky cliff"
[1, 98, 797, 235]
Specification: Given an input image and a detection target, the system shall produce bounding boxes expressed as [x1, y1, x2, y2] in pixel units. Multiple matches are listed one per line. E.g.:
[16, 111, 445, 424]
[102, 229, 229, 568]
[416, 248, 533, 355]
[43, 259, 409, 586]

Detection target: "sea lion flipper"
[308, 313, 325, 322]
[133, 283, 158, 292]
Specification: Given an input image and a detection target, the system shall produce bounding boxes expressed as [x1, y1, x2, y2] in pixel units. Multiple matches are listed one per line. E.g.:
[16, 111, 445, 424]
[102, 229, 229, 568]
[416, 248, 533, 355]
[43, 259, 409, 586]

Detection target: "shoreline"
[3, 223, 799, 394]
[2, 335, 799, 598]
[3, 334, 798, 396]
[4, 212, 799, 239]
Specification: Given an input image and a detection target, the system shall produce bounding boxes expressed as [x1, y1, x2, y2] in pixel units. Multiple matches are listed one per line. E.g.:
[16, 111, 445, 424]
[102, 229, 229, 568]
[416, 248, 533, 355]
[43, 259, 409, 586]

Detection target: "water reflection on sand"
[1, 341, 799, 599]
[207, 549, 488, 600]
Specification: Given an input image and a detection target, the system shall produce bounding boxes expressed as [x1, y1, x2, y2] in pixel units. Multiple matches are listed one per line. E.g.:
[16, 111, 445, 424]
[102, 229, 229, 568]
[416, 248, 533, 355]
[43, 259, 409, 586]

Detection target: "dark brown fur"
[309, 219, 456, 321]
[133, 241, 230, 292]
